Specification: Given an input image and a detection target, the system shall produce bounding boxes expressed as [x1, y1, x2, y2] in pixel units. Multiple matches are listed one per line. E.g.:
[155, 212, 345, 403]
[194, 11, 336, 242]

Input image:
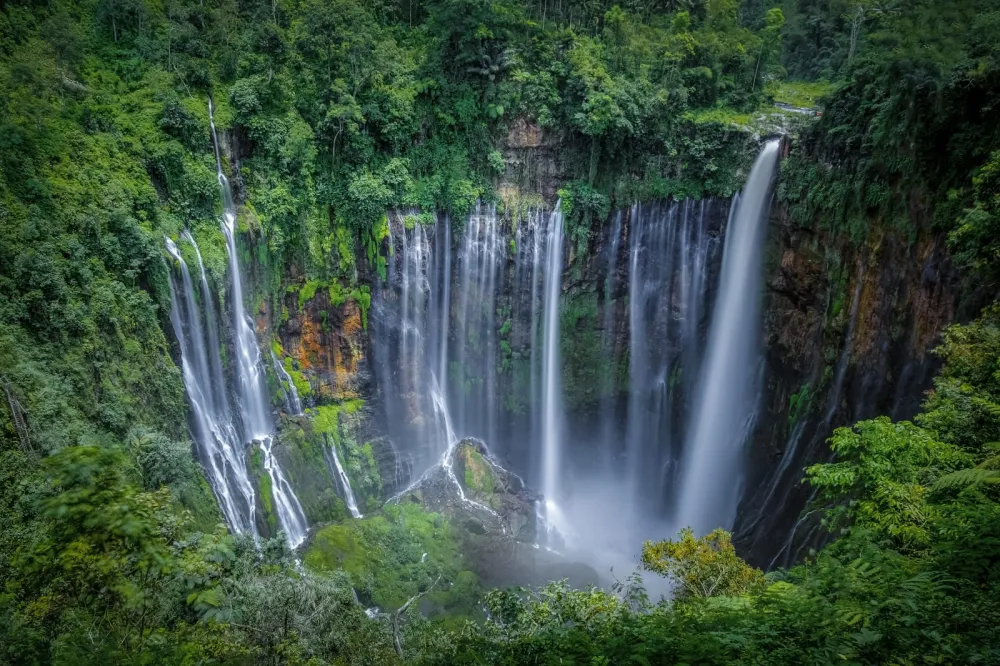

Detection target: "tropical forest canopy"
[2, 0, 1000, 663]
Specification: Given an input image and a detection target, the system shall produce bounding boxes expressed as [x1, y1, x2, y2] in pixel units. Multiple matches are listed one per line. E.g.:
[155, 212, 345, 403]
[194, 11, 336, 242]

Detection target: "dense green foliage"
[305, 503, 480, 616]
[3, 0, 1000, 663]
[777, 0, 1000, 248]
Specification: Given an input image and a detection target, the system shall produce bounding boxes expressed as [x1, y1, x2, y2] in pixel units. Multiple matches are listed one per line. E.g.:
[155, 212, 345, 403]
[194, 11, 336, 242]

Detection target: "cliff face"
[247, 127, 961, 568]
[276, 287, 370, 404]
[734, 201, 959, 566]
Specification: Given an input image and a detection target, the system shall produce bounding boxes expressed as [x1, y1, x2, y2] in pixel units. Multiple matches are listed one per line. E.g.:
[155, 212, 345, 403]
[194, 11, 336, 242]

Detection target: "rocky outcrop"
[501, 117, 565, 204]
[269, 282, 410, 509]
[395, 439, 539, 539]
[276, 285, 371, 403]
[394, 439, 600, 589]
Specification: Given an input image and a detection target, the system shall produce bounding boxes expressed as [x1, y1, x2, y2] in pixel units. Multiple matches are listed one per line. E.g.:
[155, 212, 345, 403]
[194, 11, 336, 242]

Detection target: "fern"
[932, 467, 1000, 490]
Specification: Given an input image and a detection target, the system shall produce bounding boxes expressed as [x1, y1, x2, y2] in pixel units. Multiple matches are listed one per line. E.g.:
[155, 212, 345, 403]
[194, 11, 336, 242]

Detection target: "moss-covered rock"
[560, 290, 608, 412]
[309, 401, 383, 508]
[273, 415, 347, 525]
[460, 446, 495, 497]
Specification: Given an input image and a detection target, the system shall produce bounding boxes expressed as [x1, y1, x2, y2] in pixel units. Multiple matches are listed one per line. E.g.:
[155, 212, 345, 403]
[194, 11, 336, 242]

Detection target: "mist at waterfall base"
[372, 140, 781, 583]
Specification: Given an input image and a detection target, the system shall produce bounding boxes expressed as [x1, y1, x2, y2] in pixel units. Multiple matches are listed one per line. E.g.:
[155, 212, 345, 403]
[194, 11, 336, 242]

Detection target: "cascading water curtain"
[675, 139, 781, 536]
[165, 238, 260, 541]
[165, 99, 309, 550]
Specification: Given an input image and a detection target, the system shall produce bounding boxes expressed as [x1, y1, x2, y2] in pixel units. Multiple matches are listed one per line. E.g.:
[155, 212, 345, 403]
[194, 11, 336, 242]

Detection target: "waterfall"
[165, 238, 259, 541]
[539, 202, 564, 505]
[453, 203, 505, 446]
[598, 211, 623, 468]
[373, 207, 536, 475]
[328, 444, 362, 519]
[675, 139, 780, 535]
[208, 99, 308, 550]
[184, 230, 229, 421]
[272, 350, 303, 415]
[259, 435, 309, 547]
[620, 199, 721, 516]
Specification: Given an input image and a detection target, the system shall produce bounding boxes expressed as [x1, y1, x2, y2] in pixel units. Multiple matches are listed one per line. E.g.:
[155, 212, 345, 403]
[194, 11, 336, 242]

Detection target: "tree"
[806, 418, 970, 551]
[641, 527, 764, 599]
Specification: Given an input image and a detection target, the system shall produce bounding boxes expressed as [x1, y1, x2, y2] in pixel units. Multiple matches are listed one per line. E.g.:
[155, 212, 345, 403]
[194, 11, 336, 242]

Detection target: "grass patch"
[772, 80, 838, 109]
[683, 106, 754, 127]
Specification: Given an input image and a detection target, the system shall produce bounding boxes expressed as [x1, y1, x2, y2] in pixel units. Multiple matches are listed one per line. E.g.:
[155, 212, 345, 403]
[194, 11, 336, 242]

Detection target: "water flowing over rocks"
[393, 439, 601, 589]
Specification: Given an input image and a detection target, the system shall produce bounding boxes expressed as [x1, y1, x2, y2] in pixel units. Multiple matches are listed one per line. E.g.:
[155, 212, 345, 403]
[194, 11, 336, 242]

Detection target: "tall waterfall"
[622, 200, 722, 517]
[370, 142, 778, 562]
[372, 206, 552, 479]
[188, 99, 307, 549]
[675, 139, 781, 535]
[539, 203, 564, 505]
[184, 230, 229, 423]
[373, 214, 455, 471]
[211, 115, 271, 442]
[165, 238, 259, 540]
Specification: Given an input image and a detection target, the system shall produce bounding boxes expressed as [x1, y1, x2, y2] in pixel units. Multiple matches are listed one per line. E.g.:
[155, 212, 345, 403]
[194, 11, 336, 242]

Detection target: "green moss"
[298, 279, 323, 309]
[328, 280, 347, 307]
[311, 405, 342, 442]
[461, 447, 494, 495]
[249, 446, 278, 534]
[351, 286, 372, 330]
[788, 383, 813, 429]
[361, 442, 376, 471]
[560, 291, 607, 411]
[366, 215, 392, 282]
[282, 357, 312, 400]
[304, 523, 367, 575]
[303, 503, 478, 613]
[273, 417, 347, 525]
[771, 80, 836, 109]
[306, 401, 380, 505]
[312, 401, 365, 441]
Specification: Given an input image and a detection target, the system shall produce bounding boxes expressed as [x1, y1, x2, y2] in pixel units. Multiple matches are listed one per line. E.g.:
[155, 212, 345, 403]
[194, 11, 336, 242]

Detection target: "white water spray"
[271, 350, 304, 415]
[259, 436, 309, 549]
[329, 444, 363, 519]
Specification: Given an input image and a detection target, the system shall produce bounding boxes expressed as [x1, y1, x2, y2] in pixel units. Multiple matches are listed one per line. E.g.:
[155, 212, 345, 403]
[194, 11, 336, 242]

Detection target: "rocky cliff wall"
[734, 192, 959, 567]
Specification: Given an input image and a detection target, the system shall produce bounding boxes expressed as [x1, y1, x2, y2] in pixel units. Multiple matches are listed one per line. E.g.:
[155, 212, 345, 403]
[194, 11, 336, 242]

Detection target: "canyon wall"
[239, 123, 962, 568]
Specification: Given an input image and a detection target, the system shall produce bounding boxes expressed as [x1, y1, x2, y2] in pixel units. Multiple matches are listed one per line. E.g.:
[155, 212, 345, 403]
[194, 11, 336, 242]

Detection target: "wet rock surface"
[395, 439, 600, 589]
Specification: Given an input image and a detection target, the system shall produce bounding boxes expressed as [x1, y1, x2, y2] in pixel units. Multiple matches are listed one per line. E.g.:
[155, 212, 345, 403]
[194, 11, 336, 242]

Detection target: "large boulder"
[393, 439, 600, 590]
[395, 439, 538, 542]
